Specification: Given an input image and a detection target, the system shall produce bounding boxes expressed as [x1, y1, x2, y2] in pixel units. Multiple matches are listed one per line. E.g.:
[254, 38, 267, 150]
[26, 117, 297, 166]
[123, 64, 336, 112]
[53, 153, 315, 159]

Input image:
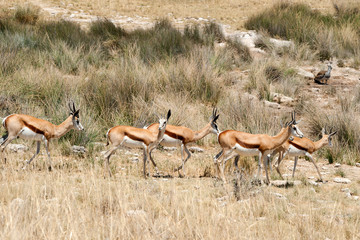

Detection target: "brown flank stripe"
[236, 139, 260, 149]
[289, 141, 308, 151]
[22, 121, 45, 135]
[165, 130, 185, 142]
[125, 132, 149, 145]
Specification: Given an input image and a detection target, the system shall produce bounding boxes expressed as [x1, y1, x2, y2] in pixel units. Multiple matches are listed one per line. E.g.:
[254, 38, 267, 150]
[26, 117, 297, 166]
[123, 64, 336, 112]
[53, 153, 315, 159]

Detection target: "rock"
[356, 163, 360, 167]
[126, 210, 147, 216]
[271, 180, 300, 187]
[271, 192, 287, 200]
[308, 176, 315, 180]
[272, 93, 295, 106]
[297, 68, 315, 79]
[130, 157, 139, 162]
[353, 196, 359, 201]
[264, 100, 280, 109]
[163, 147, 177, 151]
[8, 144, 28, 153]
[308, 180, 320, 186]
[269, 38, 293, 48]
[189, 147, 204, 153]
[334, 163, 341, 168]
[341, 188, 350, 193]
[310, 188, 316, 193]
[322, 166, 328, 170]
[333, 177, 351, 184]
[71, 145, 86, 154]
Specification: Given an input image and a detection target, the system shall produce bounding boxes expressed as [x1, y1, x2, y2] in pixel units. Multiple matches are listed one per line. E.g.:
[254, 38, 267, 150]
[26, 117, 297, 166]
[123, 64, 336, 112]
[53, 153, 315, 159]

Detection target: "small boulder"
[297, 68, 315, 79]
[8, 144, 28, 153]
[71, 145, 86, 154]
[333, 177, 351, 184]
[264, 100, 280, 109]
[189, 147, 204, 153]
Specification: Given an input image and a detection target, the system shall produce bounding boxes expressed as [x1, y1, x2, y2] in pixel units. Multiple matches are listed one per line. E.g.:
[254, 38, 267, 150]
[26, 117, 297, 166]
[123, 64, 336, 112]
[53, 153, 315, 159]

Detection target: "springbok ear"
[213, 114, 219, 123]
[295, 119, 301, 125]
[166, 110, 171, 120]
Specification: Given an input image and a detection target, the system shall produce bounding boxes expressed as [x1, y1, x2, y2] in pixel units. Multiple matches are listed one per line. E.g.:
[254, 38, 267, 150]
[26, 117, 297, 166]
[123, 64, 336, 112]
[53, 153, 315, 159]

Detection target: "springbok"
[213, 112, 303, 184]
[104, 110, 171, 178]
[146, 108, 220, 176]
[0, 102, 84, 170]
[268, 127, 337, 182]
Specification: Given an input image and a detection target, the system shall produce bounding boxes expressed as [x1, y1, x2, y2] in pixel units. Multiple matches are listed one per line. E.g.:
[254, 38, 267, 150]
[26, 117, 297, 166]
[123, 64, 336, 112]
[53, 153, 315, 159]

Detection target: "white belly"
[234, 143, 260, 156]
[287, 145, 307, 157]
[19, 127, 44, 141]
[160, 134, 182, 147]
[122, 136, 146, 148]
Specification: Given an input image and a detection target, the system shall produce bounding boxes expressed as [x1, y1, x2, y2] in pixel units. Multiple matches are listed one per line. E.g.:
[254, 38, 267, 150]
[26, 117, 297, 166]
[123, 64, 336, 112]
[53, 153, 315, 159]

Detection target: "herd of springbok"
[0, 102, 337, 184]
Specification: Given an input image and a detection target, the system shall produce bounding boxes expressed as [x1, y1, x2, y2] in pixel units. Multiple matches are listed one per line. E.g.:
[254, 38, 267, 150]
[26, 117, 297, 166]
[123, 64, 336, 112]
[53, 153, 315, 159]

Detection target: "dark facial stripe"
[22, 121, 45, 135]
[289, 141, 308, 151]
[165, 130, 185, 142]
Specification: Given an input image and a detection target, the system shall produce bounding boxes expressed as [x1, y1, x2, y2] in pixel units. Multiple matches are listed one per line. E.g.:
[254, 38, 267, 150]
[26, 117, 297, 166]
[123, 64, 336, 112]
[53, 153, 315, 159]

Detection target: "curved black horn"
[73, 102, 76, 112]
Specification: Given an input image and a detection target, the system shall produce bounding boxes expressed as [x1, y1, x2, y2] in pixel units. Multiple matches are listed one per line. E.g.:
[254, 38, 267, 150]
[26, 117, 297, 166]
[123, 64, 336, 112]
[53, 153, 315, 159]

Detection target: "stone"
[308, 180, 320, 186]
[334, 163, 341, 168]
[264, 100, 280, 109]
[189, 147, 204, 153]
[126, 210, 147, 216]
[71, 145, 86, 154]
[8, 144, 28, 153]
[356, 163, 360, 167]
[297, 68, 315, 79]
[333, 177, 351, 184]
[341, 188, 350, 193]
[163, 147, 177, 151]
[272, 93, 294, 106]
[271, 192, 287, 200]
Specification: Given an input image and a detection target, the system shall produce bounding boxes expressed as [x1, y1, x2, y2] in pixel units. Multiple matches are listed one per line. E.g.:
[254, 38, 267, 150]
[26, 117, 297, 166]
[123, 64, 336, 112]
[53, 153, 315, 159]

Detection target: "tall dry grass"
[245, 2, 360, 62]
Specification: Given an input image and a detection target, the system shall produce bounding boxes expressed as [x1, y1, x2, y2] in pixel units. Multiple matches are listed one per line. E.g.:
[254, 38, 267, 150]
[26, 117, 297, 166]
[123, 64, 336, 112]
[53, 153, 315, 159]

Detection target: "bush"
[14, 5, 40, 25]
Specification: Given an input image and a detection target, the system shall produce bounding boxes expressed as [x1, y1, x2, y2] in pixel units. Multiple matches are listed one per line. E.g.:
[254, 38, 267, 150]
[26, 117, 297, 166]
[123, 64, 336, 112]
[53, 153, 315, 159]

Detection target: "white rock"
[310, 188, 316, 193]
[8, 144, 28, 153]
[333, 177, 351, 184]
[308, 176, 315, 180]
[272, 93, 294, 106]
[271, 192, 287, 200]
[126, 210, 147, 216]
[341, 188, 350, 193]
[356, 163, 360, 167]
[71, 145, 86, 154]
[308, 180, 320, 186]
[334, 163, 341, 168]
[163, 147, 177, 151]
[189, 147, 204, 153]
[264, 100, 280, 109]
[297, 68, 315, 79]
[322, 166, 328, 170]
[353, 196, 359, 201]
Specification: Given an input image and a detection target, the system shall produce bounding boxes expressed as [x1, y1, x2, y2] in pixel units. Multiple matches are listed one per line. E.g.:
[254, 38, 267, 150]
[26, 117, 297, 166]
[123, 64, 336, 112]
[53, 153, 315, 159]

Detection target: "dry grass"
[0, 0, 359, 30]
[0, 152, 359, 239]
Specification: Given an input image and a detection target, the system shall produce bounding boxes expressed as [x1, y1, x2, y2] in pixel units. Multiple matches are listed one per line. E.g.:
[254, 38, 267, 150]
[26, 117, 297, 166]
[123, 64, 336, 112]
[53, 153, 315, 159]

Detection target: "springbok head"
[158, 110, 171, 131]
[68, 101, 84, 131]
[210, 108, 220, 134]
[321, 126, 337, 147]
[282, 112, 304, 140]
